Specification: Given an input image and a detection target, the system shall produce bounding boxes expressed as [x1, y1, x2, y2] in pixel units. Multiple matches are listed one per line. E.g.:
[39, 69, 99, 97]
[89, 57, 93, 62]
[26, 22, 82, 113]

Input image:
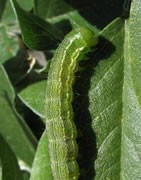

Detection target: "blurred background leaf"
[30, 132, 53, 180]
[19, 80, 46, 120]
[0, 134, 23, 180]
[34, 0, 124, 29]
[0, 64, 37, 168]
[0, 0, 33, 25]
[10, 0, 63, 50]
[0, 26, 19, 63]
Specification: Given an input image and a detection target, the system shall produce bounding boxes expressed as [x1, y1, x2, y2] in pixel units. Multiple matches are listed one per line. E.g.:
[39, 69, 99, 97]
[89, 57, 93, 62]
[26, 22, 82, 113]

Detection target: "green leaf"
[34, 0, 124, 31]
[0, 0, 7, 21]
[125, 0, 141, 108]
[121, 0, 141, 178]
[89, 18, 124, 179]
[34, 0, 72, 19]
[34, 0, 99, 33]
[10, 0, 63, 50]
[16, 0, 33, 11]
[89, 2, 141, 178]
[0, 25, 19, 63]
[30, 132, 53, 180]
[0, 134, 23, 180]
[0, 63, 36, 167]
[0, 0, 17, 25]
[19, 80, 46, 120]
[1, 0, 33, 25]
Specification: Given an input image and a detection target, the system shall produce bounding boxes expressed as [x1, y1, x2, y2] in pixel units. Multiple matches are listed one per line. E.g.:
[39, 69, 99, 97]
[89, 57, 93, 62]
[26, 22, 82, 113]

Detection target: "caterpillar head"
[77, 27, 98, 47]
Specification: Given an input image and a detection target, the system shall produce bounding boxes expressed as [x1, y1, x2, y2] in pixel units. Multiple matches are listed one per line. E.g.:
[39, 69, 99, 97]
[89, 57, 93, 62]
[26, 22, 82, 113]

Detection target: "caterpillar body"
[46, 27, 98, 180]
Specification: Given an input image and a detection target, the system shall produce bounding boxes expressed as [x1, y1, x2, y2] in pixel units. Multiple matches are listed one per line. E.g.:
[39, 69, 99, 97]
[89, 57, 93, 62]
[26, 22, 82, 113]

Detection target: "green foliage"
[0, 26, 19, 63]
[0, 134, 23, 180]
[19, 80, 46, 120]
[0, 0, 141, 179]
[30, 132, 53, 180]
[10, 0, 63, 50]
[89, 18, 124, 179]
[0, 64, 36, 167]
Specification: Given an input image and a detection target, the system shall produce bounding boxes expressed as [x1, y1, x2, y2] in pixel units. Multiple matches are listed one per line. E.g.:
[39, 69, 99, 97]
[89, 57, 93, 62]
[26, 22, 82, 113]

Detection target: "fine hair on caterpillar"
[45, 27, 98, 179]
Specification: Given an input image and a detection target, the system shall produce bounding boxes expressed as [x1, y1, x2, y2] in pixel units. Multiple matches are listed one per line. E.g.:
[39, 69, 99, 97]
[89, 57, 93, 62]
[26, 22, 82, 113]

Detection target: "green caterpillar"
[45, 27, 98, 179]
